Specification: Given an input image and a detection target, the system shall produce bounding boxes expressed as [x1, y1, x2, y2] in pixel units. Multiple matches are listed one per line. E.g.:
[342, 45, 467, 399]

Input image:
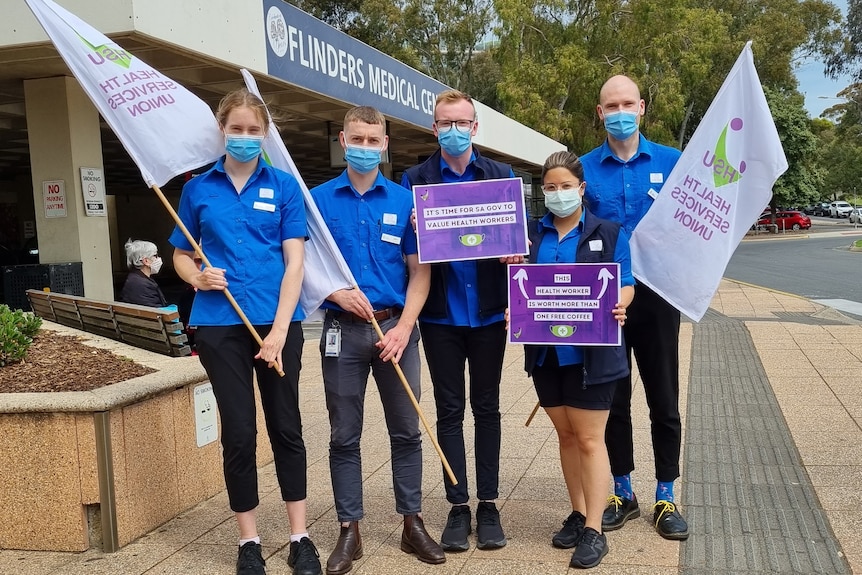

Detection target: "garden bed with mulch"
[0, 330, 155, 393]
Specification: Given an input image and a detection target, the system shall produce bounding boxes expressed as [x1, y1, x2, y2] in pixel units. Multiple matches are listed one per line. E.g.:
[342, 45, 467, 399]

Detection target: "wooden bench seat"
[26, 289, 191, 357]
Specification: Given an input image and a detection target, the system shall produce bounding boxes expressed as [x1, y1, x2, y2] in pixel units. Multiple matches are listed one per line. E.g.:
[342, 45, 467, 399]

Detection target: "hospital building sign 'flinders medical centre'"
[263, 0, 449, 129]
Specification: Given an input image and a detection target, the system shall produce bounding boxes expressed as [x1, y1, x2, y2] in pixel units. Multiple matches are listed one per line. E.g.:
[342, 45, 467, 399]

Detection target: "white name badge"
[253, 201, 276, 212]
[381, 233, 401, 245]
[589, 239, 603, 252]
[647, 188, 659, 200]
[383, 213, 397, 225]
[259, 188, 274, 199]
[325, 326, 341, 357]
[649, 173, 664, 184]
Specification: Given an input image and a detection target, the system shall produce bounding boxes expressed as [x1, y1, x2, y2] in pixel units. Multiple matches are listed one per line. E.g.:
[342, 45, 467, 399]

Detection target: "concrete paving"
[2, 278, 861, 574]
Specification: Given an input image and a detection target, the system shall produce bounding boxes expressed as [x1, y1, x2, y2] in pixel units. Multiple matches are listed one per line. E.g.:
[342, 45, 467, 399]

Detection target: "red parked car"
[756, 210, 811, 230]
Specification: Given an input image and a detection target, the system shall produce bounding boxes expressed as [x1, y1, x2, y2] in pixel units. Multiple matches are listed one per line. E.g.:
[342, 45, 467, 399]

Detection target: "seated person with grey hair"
[120, 239, 167, 307]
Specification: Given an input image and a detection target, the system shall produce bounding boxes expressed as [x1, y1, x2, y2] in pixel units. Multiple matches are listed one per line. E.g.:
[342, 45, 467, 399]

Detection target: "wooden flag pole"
[525, 401, 542, 427]
[150, 184, 284, 376]
[369, 317, 457, 485]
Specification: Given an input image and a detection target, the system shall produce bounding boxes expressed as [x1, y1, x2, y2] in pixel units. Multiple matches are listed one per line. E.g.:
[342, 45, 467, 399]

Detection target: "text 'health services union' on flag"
[630, 41, 788, 322]
[24, 0, 223, 187]
[241, 69, 356, 316]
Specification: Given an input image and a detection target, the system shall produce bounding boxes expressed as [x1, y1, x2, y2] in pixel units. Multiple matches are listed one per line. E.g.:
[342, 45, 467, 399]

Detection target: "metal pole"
[94, 411, 119, 552]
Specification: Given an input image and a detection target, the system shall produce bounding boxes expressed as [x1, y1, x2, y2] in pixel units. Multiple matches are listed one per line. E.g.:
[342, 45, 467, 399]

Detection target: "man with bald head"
[580, 75, 689, 541]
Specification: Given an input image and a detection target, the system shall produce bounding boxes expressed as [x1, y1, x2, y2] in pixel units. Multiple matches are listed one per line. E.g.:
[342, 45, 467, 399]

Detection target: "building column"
[24, 76, 113, 300]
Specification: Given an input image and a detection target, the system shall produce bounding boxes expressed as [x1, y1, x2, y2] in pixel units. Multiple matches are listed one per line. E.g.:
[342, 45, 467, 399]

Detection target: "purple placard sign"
[508, 263, 621, 346]
[412, 177, 528, 263]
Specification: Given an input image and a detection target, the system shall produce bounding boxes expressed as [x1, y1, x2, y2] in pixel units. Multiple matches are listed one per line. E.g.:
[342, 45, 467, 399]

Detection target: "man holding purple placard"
[402, 89, 521, 553]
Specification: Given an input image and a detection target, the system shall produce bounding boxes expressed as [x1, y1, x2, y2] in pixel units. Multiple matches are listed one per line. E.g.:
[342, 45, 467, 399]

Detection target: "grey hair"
[125, 239, 158, 269]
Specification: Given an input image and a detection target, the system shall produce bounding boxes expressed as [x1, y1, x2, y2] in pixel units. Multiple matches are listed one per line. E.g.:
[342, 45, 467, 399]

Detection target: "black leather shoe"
[287, 537, 322, 575]
[440, 505, 471, 551]
[476, 501, 507, 549]
[602, 494, 640, 531]
[569, 527, 608, 569]
[401, 515, 446, 564]
[326, 523, 362, 575]
[653, 500, 689, 540]
[237, 541, 266, 575]
[552, 510, 585, 549]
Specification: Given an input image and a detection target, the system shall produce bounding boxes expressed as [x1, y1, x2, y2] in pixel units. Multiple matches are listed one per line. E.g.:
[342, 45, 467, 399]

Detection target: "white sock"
[239, 536, 261, 546]
[290, 532, 308, 543]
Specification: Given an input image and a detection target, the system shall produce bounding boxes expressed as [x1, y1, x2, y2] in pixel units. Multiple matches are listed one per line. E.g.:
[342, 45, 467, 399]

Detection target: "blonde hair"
[344, 106, 386, 127]
[434, 89, 476, 120]
[215, 88, 268, 129]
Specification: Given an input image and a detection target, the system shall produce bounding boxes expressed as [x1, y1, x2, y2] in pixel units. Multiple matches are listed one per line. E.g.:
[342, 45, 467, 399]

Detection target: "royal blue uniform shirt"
[581, 135, 681, 235]
[400, 153, 515, 327]
[169, 156, 307, 326]
[311, 170, 416, 310]
[533, 210, 635, 367]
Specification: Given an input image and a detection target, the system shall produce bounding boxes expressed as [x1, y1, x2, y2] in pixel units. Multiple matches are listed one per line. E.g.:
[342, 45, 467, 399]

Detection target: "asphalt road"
[725, 217, 862, 316]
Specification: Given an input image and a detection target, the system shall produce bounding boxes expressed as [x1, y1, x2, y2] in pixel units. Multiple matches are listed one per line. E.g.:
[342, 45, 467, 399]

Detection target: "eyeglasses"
[435, 119, 475, 133]
[541, 182, 581, 193]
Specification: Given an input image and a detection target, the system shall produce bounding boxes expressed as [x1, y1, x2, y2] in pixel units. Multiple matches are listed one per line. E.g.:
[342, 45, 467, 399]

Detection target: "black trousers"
[605, 284, 682, 482]
[195, 322, 306, 512]
[419, 320, 507, 504]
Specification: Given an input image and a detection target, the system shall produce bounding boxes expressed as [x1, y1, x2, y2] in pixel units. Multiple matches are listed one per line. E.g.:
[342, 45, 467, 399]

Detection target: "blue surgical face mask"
[344, 144, 382, 174]
[225, 134, 264, 163]
[544, 187, 583, 218]
[603, 110, 639, 141]
[438, 127, 472, 156]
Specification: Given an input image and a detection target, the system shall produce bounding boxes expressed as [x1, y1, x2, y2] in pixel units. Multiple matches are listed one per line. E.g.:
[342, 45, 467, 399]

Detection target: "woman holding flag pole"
[170, 88, 321, 575]
[21, 3, 319, 570]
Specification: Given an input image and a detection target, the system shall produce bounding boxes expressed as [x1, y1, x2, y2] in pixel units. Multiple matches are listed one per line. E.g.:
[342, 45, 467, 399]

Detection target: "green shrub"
[0, 305, 42, 367]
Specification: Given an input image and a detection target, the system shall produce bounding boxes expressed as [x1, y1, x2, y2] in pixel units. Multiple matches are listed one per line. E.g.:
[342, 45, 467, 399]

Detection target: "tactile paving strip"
[681, 314, 850, 574]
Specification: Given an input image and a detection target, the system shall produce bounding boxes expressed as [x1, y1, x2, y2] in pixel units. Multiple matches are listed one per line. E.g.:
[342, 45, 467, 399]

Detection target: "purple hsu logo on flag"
[630, 41, 788, 322]
[24, 0, 223, 187]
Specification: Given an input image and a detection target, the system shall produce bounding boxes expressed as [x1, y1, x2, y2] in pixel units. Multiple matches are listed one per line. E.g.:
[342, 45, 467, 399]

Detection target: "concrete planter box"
[0, 321, 273, 552]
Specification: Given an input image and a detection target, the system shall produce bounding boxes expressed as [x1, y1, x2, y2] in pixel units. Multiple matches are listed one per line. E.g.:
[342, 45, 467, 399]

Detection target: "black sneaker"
[569, 527, 608, 568]
[552, 510, 585, 549]
[440, 505, 471, 551]
[476, 501, 507, 549]
[653, 500, 689, 540]
[237, 541, 266, 575]
[287, 537, 322, 575]
[602, 494, 640, 531]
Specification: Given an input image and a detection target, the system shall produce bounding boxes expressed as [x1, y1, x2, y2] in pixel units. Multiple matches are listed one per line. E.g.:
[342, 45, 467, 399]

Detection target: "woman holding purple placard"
[523, 150, 635, 569]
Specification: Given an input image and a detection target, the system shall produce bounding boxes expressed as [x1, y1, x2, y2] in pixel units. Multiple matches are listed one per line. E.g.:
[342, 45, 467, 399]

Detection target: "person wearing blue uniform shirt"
[310, 106, 443, 575]
[169, 88, 321, 575]
[580, 75, 689, 541]
[521, 150, 635, 569]
[401, 89, 521, 553]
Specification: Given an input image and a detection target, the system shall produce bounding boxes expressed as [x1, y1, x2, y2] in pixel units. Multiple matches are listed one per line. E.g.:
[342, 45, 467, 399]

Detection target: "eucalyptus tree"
[491, 0, 842, 152]
[763, 86, 823, 208]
